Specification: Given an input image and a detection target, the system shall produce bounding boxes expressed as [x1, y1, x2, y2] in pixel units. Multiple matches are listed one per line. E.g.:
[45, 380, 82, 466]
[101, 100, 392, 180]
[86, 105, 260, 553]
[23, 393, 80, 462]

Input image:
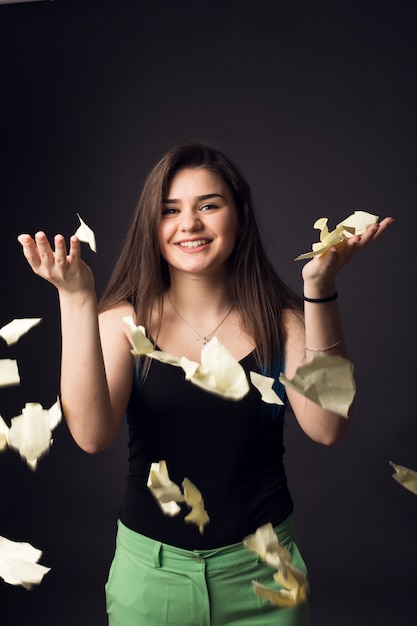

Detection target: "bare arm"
[18, 231, 134, 453]
[284, 217, 394, 445]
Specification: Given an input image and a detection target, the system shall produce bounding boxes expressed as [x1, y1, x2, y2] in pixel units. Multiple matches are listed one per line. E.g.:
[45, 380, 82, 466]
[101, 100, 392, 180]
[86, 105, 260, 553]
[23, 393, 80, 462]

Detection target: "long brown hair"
[98, 140, 302, 370]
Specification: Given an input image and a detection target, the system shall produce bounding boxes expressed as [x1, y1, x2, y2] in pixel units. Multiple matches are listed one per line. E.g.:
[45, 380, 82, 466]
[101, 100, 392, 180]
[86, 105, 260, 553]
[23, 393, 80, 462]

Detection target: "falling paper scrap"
[243, 522, 308, 608]
[279, 353, 355, 418]
[0, 318, 42, 346]
[0, 535, 50, 590]
[182, 478, 210, 534]
[3, 398, 62, 470]
[390, 461, 417, 496]
[180, 336, 250, 400]
[124, 318, 281, 403]
[74, 213, 96, 252]
[123, 317, 183, 367]
[0, 415, 8, 451]
[295, 210, 379, 260]
[147, 460, 210, 533]
[249, 371, 283, 405]
[147, 460, 185, 516]
[0, 359, 20, 388]
[124, 318, 250, 400]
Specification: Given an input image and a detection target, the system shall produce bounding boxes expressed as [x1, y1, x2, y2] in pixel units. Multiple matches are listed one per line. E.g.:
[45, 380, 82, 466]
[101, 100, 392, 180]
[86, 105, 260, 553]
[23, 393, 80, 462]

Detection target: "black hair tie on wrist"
[303, 291, 338, 303]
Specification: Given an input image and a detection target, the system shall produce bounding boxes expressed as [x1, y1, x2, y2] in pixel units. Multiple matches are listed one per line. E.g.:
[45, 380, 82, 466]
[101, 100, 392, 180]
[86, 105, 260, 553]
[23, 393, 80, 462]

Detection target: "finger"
[345, 226, 377, 252]
[17, 233, 42, 270]
[68, 235, 81, 261]
[17, 233, 34, 246]
[53, 234, 68, 265]
[357, 217, 394, 246]
[34, 231, 56, 266]
[371, 216, 394, 240]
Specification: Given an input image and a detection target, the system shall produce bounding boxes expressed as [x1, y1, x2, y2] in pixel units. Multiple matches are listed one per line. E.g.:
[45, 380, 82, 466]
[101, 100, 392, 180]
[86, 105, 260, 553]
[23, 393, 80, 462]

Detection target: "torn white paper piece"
[200, 337, 250, 400]
[243, 522, 308, 608]
[338, 210, 379, 235]
[0, 318, 42, 346]
[244, 521, 292, 576]
[390, 461, 417, 496]
[279, 354, 355, 418]
[74, 213, 96, 252]
[147, 461, 210, 533]
[0, 535, 50, 590]
[147, 460, 184, 516]
[295, 210, 379, 260]
[252, 568, 308, 608]
[181, 337, 250, 400]
[0, 359, 20, 388]
[124, 319, 250, 400]
[123, 317, 182, 366]
[249, 371, 284, 405]
[7, 398, 62, 470]
[182, 477, 210, 534]
[0, 415, 8, 451]
[124, 317, 154, 354]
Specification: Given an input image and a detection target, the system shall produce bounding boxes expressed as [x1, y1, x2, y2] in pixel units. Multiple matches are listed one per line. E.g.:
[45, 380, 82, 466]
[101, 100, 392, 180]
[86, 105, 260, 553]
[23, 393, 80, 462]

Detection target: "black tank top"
[119, 351, 293, 549]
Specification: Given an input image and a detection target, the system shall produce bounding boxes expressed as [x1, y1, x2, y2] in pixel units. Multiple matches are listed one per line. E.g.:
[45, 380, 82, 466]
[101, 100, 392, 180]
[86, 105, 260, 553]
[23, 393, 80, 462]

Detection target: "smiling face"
[159, 167, 240, 279]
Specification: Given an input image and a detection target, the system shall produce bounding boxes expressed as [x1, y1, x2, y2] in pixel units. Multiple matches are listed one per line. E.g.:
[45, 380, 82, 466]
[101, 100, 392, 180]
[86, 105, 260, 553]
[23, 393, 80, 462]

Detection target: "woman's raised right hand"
[17, 231, 95, 295]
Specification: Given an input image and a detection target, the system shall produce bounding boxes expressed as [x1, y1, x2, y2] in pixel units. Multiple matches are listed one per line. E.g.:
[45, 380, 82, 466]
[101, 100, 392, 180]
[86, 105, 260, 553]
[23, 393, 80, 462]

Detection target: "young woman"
[18, 140, 393, 625]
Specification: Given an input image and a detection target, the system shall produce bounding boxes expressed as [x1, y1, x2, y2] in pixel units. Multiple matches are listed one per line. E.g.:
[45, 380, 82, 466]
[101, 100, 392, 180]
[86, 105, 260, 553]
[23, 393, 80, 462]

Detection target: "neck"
[167, 272, 232, 315]
[165, 274, 234, 345]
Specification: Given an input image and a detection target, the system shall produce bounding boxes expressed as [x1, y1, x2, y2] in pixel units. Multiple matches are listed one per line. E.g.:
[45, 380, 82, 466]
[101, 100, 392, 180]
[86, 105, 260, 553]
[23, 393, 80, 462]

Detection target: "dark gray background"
[0, 1, 416, 624]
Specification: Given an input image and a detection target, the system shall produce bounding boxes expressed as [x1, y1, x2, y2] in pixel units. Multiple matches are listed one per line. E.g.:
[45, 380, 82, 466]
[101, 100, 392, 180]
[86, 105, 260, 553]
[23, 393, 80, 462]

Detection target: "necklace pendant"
[202, 338, 208, 345]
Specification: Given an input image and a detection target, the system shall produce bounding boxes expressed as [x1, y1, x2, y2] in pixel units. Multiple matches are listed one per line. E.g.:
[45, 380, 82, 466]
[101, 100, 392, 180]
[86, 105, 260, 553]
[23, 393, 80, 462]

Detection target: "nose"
[180, 208, 203, 232]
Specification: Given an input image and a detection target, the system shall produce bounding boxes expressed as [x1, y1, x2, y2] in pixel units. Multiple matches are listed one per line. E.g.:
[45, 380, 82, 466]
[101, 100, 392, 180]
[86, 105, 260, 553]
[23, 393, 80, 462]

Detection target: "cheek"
[158, 222, 178, 263]
[225, 217, 240, 246]
[158, 221, 170, 243]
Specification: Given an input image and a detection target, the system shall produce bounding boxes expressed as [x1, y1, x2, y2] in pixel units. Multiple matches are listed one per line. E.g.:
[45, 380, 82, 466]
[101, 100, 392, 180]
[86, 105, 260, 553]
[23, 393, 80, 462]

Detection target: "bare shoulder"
[282, 307, 304, 336]
[99, 301, 135, 338]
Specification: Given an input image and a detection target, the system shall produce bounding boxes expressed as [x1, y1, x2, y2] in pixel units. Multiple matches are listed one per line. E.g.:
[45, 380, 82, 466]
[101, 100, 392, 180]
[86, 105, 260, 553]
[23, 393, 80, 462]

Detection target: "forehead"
[166, 167, 228, 198]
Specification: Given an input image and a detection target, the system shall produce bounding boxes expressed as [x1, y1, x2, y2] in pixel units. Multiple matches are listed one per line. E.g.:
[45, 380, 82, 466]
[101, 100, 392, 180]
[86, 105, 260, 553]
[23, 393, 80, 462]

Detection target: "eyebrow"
[163, 193, 225, 204]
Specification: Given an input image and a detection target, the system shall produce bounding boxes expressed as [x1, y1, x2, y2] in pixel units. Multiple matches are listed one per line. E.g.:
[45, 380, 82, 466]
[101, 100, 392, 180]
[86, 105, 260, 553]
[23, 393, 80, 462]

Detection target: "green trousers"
[105, 516, 310, 626]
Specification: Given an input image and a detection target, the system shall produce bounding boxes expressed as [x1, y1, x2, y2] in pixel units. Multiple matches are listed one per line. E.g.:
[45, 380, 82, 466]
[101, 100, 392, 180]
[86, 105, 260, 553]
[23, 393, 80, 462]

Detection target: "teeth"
[179, 240, 209, 248]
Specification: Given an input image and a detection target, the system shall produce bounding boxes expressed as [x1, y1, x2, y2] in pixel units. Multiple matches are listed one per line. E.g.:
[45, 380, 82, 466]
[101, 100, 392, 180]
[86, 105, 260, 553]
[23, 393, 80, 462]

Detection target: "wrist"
[58, 287, 97, 308]
[302, 280, 337, 301]
[304, 291, 338, 303]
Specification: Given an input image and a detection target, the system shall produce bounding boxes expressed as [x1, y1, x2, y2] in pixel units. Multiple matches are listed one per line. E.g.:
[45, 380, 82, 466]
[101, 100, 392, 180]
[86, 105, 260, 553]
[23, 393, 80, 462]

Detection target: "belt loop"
[153, 541, 162, 568]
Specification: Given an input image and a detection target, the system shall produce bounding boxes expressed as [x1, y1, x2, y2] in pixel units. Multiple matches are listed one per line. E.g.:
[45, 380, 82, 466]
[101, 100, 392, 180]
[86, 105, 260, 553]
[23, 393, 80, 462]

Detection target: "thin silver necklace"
[167, 292, 234, 344]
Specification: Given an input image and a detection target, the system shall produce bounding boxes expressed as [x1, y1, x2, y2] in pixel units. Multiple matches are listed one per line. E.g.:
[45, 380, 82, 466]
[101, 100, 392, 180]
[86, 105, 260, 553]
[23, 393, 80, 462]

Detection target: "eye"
[162, 207, 179, 216]
[200, 203, 218, 211]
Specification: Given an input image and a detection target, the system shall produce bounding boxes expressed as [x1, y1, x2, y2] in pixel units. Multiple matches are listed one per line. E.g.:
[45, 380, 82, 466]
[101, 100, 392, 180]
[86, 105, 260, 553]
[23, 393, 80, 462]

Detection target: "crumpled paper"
[124, 318, 249, 399]
[147, 460, 184, 516]
[0, 318, 42, 346]
[147, 460, 210, 533]
[243, 522, 308, 607]
[279, 353, 355, 418]
[123, 317, 183, 367]
[2, 398, 62, 470]
[124, 318, 283, 404]
[180, 337, 250, 400]
[74, 213, 96, 252]
[390, 461, 417, 496]
[295, 210, 379, 260]
[0, 359, 20, 388]
[0, 535, 51, 590]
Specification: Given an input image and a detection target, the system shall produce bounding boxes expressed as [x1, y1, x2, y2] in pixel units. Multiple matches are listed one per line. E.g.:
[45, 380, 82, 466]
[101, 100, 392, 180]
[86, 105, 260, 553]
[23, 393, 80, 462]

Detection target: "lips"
[177, 239, 211, 248]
